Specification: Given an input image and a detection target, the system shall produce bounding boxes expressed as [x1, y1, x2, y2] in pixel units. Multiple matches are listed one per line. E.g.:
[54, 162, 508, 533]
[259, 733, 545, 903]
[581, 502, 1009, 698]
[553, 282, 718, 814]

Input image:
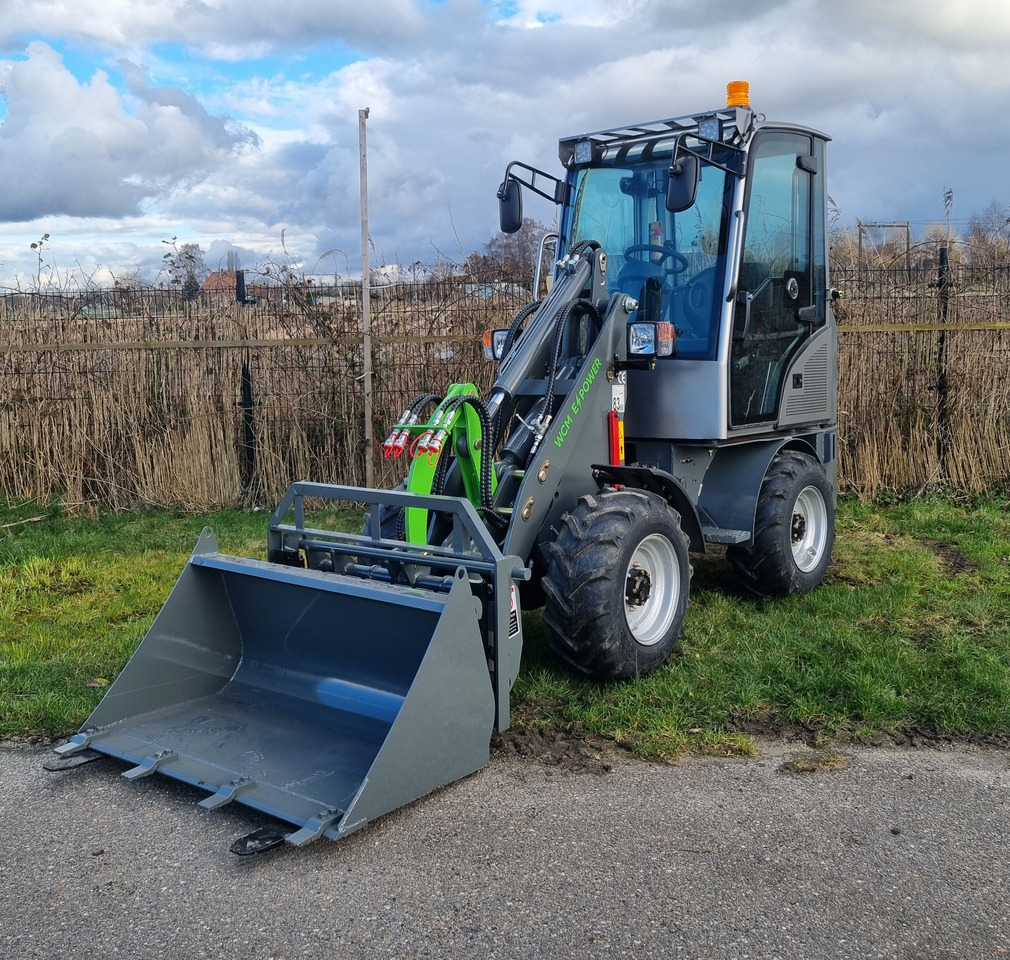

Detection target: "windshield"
[566, 156, 731, 359]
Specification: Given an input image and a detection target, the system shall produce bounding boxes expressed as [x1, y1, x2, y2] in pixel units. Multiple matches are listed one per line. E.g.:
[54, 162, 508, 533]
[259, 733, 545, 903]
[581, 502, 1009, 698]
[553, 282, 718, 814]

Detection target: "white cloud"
[0, 0, 430, 56]
[0, 43, 255, 222]
[0, 0, 1009, 284]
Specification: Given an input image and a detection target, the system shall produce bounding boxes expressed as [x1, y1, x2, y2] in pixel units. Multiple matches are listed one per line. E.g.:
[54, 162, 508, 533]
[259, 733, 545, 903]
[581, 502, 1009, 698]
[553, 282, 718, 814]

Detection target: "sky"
[0, 0, 1008, 287]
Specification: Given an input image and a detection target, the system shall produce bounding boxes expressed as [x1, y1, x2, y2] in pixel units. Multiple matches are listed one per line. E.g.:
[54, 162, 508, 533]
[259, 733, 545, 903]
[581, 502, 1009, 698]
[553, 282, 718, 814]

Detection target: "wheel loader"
[52, 82, 837, 854]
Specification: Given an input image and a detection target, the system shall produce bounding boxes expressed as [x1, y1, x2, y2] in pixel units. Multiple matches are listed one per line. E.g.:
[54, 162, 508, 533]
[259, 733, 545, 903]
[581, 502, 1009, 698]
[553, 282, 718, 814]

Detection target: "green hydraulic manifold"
[394, 383, 496, 544]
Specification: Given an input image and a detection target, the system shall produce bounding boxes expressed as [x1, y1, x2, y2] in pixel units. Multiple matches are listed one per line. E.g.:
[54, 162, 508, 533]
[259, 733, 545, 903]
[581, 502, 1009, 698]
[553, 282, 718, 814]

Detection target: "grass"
[0, 501, 272, 736]
[513, 494, 1010, 757]
[3, 494, 1010, 759]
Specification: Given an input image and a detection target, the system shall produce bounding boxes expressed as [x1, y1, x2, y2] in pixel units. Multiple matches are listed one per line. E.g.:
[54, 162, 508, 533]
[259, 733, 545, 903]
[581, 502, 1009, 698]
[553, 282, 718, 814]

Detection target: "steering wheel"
[623, 243, 689, 277]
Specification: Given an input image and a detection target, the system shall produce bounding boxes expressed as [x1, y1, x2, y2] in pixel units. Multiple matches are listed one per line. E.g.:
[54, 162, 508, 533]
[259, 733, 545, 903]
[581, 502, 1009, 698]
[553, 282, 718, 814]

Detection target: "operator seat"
[616, 258, 666, 327]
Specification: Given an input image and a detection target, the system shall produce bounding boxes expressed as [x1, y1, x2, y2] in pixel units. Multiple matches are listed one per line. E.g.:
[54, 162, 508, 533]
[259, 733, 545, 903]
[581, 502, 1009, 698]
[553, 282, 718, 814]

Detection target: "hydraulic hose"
[489, 239, 600, 409]
[428, 393, 509, 528]
[408, 393, 442, 417]
[498, 299, 542, 371]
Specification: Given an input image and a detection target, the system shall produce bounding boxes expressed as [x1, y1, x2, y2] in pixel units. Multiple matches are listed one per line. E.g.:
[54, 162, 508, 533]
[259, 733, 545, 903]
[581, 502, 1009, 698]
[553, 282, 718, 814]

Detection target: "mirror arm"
[500, 161, 566, 205]
[669, 135, 747, 179]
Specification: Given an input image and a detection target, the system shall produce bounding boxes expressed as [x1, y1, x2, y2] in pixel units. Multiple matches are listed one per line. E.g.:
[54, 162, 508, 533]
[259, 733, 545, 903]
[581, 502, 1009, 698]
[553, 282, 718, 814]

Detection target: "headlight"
[628, 321, 674, 358]
[628, 322, 656, 355]
[483, 328, 510, 361]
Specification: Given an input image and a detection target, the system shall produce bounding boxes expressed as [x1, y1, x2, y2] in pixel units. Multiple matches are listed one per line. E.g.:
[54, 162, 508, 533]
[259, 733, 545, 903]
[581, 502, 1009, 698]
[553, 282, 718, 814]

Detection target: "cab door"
[730, 131, 825, 427]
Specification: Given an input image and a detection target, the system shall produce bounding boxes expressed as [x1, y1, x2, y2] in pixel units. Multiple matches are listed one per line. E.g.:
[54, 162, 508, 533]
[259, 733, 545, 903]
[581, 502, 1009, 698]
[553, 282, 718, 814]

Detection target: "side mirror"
[666, 154, 700, 213]
[497, 178, 523, 234]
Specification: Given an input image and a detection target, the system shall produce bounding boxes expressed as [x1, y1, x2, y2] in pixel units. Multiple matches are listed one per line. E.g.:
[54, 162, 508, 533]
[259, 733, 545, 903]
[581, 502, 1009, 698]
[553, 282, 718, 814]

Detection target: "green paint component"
[403, 384, 494, 544]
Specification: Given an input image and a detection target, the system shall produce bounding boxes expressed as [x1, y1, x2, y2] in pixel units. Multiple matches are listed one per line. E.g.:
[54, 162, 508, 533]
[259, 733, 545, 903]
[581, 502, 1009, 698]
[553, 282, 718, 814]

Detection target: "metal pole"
[359, 107, 374, 486]
[935, 246, 951, 483]
[905, 221, 911, 284]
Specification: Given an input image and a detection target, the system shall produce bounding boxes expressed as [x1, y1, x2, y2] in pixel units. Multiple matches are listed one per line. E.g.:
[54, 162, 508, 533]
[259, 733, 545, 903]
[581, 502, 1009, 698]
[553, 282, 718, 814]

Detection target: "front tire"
[727, 450, 834, 597]
[542, 489, 691, 681]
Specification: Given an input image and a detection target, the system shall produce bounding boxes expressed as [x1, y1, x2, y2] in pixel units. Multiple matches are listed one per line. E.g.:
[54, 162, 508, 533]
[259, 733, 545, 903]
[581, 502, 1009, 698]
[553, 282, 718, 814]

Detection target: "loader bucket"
[57, 527, 498, 846]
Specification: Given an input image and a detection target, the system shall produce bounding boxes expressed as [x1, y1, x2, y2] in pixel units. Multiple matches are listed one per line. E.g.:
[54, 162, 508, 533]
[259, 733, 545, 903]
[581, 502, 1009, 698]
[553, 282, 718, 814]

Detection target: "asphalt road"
[3, 737, 1009, 960]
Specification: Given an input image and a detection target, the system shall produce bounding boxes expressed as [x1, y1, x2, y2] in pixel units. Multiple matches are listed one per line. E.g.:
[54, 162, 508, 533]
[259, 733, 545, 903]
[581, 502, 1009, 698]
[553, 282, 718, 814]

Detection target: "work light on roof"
[574, 139, 594, 164]
[698, 116, 720, 141]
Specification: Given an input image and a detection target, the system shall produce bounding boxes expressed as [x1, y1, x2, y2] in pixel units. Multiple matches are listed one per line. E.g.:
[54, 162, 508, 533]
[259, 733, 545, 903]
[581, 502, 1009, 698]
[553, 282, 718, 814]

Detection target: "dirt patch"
[729, 704, 811, 743]
[492, 727, 615, 775]
[0, 733, 61, 748]
[724, 701, 1010, 753]
[885, 726, 1010, 751]
[922, 539, 977, 576]
[732, 712, 1010, 753]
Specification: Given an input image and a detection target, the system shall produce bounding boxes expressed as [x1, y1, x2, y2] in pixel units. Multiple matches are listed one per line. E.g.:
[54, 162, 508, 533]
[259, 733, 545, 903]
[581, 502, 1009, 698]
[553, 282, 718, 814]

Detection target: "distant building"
[203, 270, 237, 297]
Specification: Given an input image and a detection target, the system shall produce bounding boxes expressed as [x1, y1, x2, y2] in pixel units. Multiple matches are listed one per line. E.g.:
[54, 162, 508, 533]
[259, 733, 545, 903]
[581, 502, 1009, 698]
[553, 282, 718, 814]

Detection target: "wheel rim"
[624, 533, 681, 646]
[791, 485, 829, 573]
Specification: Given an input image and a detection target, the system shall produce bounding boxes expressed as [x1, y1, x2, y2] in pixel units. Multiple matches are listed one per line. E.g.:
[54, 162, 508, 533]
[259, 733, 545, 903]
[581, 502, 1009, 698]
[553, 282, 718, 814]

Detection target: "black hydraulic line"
[535, 240, 601, 417]
[491, 239, 599, 404]
[427, 393, 509, 528]
[567, 239, 600, 258]
[498, 299, 542, 370]
[523, 297, 602, 470]
[430, 428, 453, 494]
[407, 393, 442, 417]
[491, 300, 542, 454]
[543, 299, 603, 424]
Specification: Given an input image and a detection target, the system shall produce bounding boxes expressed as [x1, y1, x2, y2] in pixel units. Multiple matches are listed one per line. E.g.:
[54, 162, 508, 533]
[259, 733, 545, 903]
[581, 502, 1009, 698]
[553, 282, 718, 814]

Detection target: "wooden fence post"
[359, 107, 374, 487]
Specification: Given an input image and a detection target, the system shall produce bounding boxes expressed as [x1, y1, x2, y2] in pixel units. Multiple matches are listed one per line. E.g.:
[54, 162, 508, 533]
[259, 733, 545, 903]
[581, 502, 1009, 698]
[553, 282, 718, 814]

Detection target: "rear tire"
[542, 489, 691, 681]
[727, 450, 834, 597]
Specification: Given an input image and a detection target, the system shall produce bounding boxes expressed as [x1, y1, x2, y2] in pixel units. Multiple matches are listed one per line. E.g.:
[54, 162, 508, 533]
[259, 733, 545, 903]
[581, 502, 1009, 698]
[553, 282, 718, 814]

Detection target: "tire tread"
[543, 489, 690, 680]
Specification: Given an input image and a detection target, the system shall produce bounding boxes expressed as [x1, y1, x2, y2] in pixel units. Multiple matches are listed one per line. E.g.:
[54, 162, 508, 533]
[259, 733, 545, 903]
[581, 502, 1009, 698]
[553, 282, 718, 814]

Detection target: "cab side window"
[730, 132, 819, 426]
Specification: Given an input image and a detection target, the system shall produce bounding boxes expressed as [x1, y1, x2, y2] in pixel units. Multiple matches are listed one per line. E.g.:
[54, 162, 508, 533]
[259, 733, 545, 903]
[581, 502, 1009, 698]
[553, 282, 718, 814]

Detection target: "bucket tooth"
[122, 749, 177, 780]
[198, 776, 255, 810]
[52, 731, 102, 756]
[286, 809, 342, 847]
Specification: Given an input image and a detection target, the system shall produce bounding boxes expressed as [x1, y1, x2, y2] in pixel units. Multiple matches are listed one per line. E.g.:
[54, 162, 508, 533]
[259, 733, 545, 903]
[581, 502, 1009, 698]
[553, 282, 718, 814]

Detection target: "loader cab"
[728, 130, 829, 428]
[547, 113, 832, 443]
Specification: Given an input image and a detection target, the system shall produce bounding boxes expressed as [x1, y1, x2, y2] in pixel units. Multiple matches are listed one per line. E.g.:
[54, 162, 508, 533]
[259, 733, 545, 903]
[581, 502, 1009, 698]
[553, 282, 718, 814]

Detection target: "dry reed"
[0, 282, 514, 511]
[837, 264, 1010, 496]
[3, 266, 1010, 512]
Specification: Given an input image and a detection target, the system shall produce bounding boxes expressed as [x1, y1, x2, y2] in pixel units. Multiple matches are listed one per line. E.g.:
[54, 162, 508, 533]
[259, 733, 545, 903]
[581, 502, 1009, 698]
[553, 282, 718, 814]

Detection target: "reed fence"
[836, 259, 1010, 495]
[1, 262, 1008, 512]
[0, 281, 509, 511]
